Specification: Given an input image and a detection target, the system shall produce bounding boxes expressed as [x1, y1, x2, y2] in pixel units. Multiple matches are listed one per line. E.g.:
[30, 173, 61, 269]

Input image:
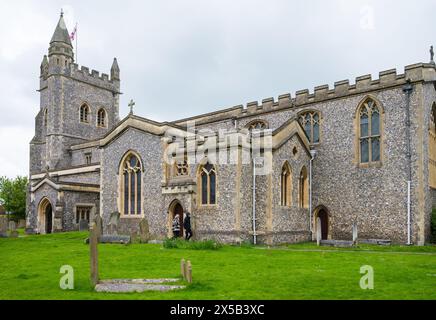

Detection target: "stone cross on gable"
[128, 99, 135, 115]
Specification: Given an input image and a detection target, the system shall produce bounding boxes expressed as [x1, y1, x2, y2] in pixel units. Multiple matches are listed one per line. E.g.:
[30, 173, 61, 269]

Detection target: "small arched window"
[247, 120, 268, 131]
[43, 108, 48, 127]
[280, 162, 292, 207]
[120, 153, 142, 215]
[299, 111, 320, 144]
[97, 108, 106, 127]
[80, 104, 90, 123]
[199, 162, 216, 205]
[358, 98, 381, 164]
[299, 166, 309, 208]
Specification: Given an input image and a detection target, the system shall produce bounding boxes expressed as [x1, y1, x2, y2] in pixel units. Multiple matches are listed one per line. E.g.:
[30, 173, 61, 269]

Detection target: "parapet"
[69, 63, 120, 93]
[173, 62, 436, 127]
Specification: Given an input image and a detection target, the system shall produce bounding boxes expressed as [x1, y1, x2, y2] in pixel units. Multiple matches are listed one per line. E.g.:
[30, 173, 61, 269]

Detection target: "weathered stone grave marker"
[94, 214, 103, 240]
[79, 219, 89, 231]
[316, 217, 322, 246]
[108, 211, 120, 235]
[139, 218, 150, 243]
[181, 258, 186, 280]
[89, 223, 99, 287]
[0, 216, 8, 238]
[352, 223, 358, 245]
[8, 221, 18, 238]
[186, 260, 192, 283]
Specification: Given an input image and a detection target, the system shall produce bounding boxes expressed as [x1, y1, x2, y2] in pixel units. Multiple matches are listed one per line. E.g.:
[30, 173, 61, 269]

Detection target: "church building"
[26, 13, 436, 245]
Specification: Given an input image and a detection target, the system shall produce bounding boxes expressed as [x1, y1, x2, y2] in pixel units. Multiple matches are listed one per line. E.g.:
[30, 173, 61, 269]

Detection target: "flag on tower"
[70, 23, 77, 41]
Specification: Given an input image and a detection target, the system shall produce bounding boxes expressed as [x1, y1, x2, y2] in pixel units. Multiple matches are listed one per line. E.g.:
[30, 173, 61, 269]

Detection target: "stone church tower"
[27, 12, 121, 233]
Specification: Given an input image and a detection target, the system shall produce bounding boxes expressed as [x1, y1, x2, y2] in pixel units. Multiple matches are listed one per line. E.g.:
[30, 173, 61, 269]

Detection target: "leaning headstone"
[79, 219, 89, 231]
[186, 260, 192, 283]
[89, 223, 99, 287]
[180, 259, 186, 280]
[316, 217, 322, 246]
[0, 217, 7, 238]
[108, 212, 120, 235]
[94, 214, 103, 239]
[352, 223, 358, 245]
[139, 218, 150, 243]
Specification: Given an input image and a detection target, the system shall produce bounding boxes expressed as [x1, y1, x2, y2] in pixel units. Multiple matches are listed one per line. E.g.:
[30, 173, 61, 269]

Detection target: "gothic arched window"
[199, 162, 216, 205]
[358, 98, 381, 164]
[247, 120, 268, 131]
[80, 104, 90, 123]
[299, 166, 309, 208]
[280, 162, 292, 207]
[120, 153, 142, 215]
[97, 108, 106, 127]
[299, 111, 320, 144]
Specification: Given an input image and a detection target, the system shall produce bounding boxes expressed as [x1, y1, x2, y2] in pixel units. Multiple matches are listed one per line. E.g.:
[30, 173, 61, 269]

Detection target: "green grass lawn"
[1, 232, 436, 300]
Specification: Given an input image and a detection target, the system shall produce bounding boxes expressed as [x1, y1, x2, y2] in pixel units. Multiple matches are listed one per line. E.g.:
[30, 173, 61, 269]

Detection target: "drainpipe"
[309, 149, 317, 237]
[252, 157, 257, 245]
[403, 79, 413, 245]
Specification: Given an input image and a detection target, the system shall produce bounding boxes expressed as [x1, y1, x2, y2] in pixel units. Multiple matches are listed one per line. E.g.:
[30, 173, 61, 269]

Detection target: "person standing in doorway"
[172, 214, 180, 238]
[184, 212, 192, 241]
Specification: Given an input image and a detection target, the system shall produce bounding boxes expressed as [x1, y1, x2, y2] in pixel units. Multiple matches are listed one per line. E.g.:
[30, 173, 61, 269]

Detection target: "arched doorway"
[168, 200, 184, 238]
[314, 206, 330, 240]
[38, 198, 53, 234]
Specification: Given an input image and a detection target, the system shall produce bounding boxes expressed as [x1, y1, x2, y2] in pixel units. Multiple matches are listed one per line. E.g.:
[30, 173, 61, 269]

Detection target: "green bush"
[431, 209, 436, 244]
[163, 238, 222, 250]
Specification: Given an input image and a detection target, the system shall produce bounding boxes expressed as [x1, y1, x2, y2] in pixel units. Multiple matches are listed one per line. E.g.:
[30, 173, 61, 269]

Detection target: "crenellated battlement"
[68, 63, 120, 93]
[174, 62, 436, 126]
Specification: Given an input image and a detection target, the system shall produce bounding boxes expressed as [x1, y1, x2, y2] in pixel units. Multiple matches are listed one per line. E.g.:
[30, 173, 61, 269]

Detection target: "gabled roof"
[31, 176, 99, 193]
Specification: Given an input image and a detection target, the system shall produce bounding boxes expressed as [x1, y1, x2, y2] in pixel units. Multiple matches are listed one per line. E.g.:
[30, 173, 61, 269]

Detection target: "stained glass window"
[299, 111, 321, 144]
[121, 153, 142, 215]
[199, 162, 217, 205]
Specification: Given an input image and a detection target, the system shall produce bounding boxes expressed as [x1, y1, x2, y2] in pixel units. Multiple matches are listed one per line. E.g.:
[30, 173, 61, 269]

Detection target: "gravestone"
[99, 235, 131, 244]
[186, 260, 192, 283]
[9, 221, 16, 231]
[139, 218, 150, 243]
[94, 214, 103, 239]
[79, 219, 89, 231]
[18, 219, 26, 229]
[108, 212, 120, 235]
[316, 217, 322, 246]
[352, 223, 358, 245]
[0, 217, 8, 238]
[180, 259, 186, 280]
[89, 223, 99, 287]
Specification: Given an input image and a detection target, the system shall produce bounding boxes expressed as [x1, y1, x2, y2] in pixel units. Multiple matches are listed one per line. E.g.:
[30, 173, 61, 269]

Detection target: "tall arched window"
[358, 98, 381, 164]
[280, 162, 292, 206]
[120, 153, 142, 215]
[80, 104, 90, 123]
[299, 111, 320, 144]
[429, 103, 436, 188]
[43, 108, 48, 127]
[199, 162, 216, 205]
[299, 166, 309, 208]
[97, 108, 106, 127]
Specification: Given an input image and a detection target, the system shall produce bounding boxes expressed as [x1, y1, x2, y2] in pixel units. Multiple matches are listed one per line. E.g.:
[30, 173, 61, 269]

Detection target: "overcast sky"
[0, 0, 435, 178]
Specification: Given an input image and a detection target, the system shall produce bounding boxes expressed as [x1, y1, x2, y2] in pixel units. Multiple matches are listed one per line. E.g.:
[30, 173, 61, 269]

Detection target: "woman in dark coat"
[183, 212, 192, 241]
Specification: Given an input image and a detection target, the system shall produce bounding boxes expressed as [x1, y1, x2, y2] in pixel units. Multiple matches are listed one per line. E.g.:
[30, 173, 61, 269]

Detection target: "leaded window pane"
[201, 173, 208, 205]
[360, 139, 369, 163]
[371, 138, 380, 162]
[210, 172, 216, 204]
[360, 114, 369, 137]
[136, 171, 141, 214]
[371, 111, 380, 136]
[124, 172, 128, 214]
[130, 173, 135, 215]
[313, 123, 320, 143]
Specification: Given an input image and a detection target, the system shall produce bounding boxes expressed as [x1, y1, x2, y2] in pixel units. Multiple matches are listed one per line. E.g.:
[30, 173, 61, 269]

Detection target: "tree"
[0, 176, 28, 220]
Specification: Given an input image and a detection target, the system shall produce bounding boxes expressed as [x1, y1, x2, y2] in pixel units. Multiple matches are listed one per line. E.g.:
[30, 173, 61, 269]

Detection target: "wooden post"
[181, 258, 186, 280]
[186, 260, 192, 283]
[90, 223, 99, 287]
